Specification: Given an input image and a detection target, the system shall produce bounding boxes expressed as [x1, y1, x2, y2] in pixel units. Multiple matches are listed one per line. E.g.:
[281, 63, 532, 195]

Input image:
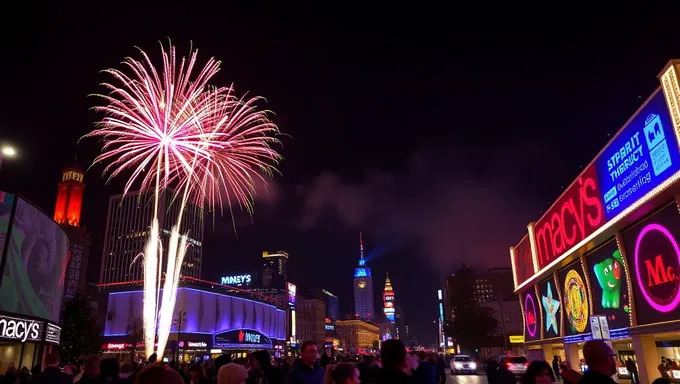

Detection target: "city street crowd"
[0, 339, 674, 384]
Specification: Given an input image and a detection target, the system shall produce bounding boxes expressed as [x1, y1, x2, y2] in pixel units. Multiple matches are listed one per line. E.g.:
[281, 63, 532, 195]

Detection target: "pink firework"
[179, 87, 282, 215]
[85, 42, 281, 213]
[84, 42, 282, 359]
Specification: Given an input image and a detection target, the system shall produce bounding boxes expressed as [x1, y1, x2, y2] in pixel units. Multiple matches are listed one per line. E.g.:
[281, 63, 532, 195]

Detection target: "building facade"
[262, 250, 288, 290]
[473, 268, 515, 303]
[53, 164, 92, 299]
[99, 190, 204, 285]
[296, 297, 326, 348]
[354, 233, 374, 320]
[309, 288, 340, 322]
[335, 319, 380, 353]
[102, 284, 286, 361]
[510, 61, 680, 384]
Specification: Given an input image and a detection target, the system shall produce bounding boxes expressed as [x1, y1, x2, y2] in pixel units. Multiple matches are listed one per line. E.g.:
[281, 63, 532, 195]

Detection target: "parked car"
[498, 355, 529, 376]
[450, 355, 477, 375]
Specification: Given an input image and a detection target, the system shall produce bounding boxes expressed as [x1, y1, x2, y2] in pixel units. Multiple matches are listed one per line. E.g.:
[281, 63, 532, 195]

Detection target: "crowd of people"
[1, 338, 676, 384]
[0, 339, 445, 384]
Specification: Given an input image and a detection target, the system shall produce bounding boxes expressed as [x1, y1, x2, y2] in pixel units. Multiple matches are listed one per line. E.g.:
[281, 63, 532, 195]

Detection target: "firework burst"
[85, 42, 282, 359]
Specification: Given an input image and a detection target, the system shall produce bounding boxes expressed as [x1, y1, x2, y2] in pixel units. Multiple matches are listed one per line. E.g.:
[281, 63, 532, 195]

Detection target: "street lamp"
[0, 145, 17, 173]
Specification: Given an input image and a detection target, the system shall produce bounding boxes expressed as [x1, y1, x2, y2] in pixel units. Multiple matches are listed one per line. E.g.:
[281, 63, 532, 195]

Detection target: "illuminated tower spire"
[354, 232, 374, 320]
[359, 232, 365, 266]
[383, 272, 395, 323]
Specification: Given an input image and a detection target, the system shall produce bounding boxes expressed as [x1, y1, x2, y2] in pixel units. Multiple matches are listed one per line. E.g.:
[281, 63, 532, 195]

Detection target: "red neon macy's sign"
[534, 164, 605, 270]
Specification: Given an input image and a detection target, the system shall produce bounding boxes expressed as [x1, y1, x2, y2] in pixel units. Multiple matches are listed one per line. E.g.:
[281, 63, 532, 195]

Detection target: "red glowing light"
[533, 164, 604, 269]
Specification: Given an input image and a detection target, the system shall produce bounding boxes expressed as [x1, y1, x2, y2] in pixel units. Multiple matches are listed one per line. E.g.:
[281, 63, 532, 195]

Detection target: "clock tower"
[353, 232, 374, 320]
[53, 163, 92, 299]
[54, 165, 85, 227]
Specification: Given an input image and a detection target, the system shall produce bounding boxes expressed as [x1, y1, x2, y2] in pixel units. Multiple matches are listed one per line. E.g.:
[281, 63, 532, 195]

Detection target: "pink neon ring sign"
[634, 223, 680, 313]
[525, 293, 537, 337]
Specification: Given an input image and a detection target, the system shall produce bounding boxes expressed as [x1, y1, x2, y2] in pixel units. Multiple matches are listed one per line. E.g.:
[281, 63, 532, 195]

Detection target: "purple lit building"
[102, 286, 287, 361]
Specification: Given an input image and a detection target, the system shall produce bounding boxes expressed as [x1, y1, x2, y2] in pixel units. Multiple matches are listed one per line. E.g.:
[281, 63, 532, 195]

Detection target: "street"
[447, 373, 489, 384]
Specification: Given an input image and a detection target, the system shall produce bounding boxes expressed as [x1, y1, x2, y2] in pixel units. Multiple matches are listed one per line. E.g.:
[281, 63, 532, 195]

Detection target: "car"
[450, 355, 477, 375]
[498, 355, 529, 376]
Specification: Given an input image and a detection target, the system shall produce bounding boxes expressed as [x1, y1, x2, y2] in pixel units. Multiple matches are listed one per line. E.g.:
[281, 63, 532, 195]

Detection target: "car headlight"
[470, 362, 477, 370]
[454, 363, 463, 368]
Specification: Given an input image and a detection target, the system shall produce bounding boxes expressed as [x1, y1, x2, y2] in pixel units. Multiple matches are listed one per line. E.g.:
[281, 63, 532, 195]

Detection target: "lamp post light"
[0, 146, 17, 173]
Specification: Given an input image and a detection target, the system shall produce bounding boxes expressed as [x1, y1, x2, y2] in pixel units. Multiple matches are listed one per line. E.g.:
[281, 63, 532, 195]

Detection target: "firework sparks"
[85, 42, 282, 359]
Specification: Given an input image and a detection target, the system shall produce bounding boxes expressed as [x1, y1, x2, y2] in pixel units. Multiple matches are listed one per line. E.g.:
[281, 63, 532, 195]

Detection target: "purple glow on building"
[104, 288, 286, 340]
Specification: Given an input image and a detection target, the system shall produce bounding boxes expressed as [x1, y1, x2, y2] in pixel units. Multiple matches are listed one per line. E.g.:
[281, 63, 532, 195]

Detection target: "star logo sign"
[542, 282, 560, 334]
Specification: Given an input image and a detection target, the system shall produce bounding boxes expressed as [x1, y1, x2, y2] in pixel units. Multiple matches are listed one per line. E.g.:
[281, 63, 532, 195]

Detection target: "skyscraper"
[353, 233, 374, 320]
[53, 164, 92, 299]
[262, 250, 288, 289]
[99, 190, 204, 285]
[309, 288, 340, 322]
[383, 273, 395, 323]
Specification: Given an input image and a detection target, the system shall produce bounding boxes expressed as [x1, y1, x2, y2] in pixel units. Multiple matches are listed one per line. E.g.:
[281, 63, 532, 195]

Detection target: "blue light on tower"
[354, 232, 374, 320]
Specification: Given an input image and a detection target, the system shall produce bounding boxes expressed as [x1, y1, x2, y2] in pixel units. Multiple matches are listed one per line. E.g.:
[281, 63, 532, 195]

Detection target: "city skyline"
[4, 5, 680, 345]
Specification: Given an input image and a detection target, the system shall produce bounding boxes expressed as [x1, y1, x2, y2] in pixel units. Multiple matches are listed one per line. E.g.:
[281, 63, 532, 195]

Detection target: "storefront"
[0, 312, 61, 369]
[0, 193, 68, 368]
[511, 60, 680, 384]
[102, 287, 287, 362]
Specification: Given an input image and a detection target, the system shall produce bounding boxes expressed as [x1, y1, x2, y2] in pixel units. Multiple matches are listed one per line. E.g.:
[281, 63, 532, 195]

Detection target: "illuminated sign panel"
[509, 335, 524, 343]
[558, 260, 591, 336]
[513, 236, 535, 288]
[287, 283, 296, 307]
[538, 276, 561, 339]
[534, 164, 605, 270]
[45, 323, 61, 345]
[595, 91, 680, 220]
[523, 290, 541, 342]
[622, 203, 680, 325]
[0, 314, 43, 343]
[214, 329, 271, 348]
[585, 240, 632, 330]
[220, 274, 252, 286]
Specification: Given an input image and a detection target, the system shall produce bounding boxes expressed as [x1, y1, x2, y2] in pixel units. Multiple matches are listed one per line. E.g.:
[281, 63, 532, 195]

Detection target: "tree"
[59, 291, 102, 364]
[444, 264, 499, 352]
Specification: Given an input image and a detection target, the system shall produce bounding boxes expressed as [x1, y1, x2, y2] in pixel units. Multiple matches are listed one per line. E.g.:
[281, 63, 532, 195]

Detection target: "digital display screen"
[523, 289, 541, 342]
[622, 203, 680, 325]
[585, 239, 632, 330]
[558, 260, 591, 336]
[0, 197, 70, 323]
[538, 275, 561, 339]
[596, 90, 680, 220]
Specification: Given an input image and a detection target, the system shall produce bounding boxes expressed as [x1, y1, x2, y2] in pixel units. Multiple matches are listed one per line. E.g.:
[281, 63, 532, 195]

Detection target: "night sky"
[3, 5, 680, 345]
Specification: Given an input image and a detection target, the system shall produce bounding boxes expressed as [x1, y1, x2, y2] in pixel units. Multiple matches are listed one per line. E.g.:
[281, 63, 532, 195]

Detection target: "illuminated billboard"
[538, 276, 561, 339]
[585, 239, 632, 330]
[0, 195, 69, 323]
[558, 260, 591, 336]
[596, 90, 680, 220]
[523, 289, 541, 342]
[622, 203, 680, 325]
[512, 87, 680, 290]
[533, 164, 605, 271]
[287, 282, 296, 307]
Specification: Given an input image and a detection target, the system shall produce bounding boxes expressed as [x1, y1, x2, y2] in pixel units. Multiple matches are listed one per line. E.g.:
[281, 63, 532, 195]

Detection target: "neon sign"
[563, 269, 589, 334]
[541, 281, 560, 336]
[524, 293, 537, 338]
[533, 164, 605, 269]
[596, 91, 680, 220]
[220, 274, 252, 285]
[634, 223, 680, 313]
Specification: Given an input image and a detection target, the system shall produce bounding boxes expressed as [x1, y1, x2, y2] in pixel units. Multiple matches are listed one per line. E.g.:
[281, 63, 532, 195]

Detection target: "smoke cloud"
[298, 140, 544, 275]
